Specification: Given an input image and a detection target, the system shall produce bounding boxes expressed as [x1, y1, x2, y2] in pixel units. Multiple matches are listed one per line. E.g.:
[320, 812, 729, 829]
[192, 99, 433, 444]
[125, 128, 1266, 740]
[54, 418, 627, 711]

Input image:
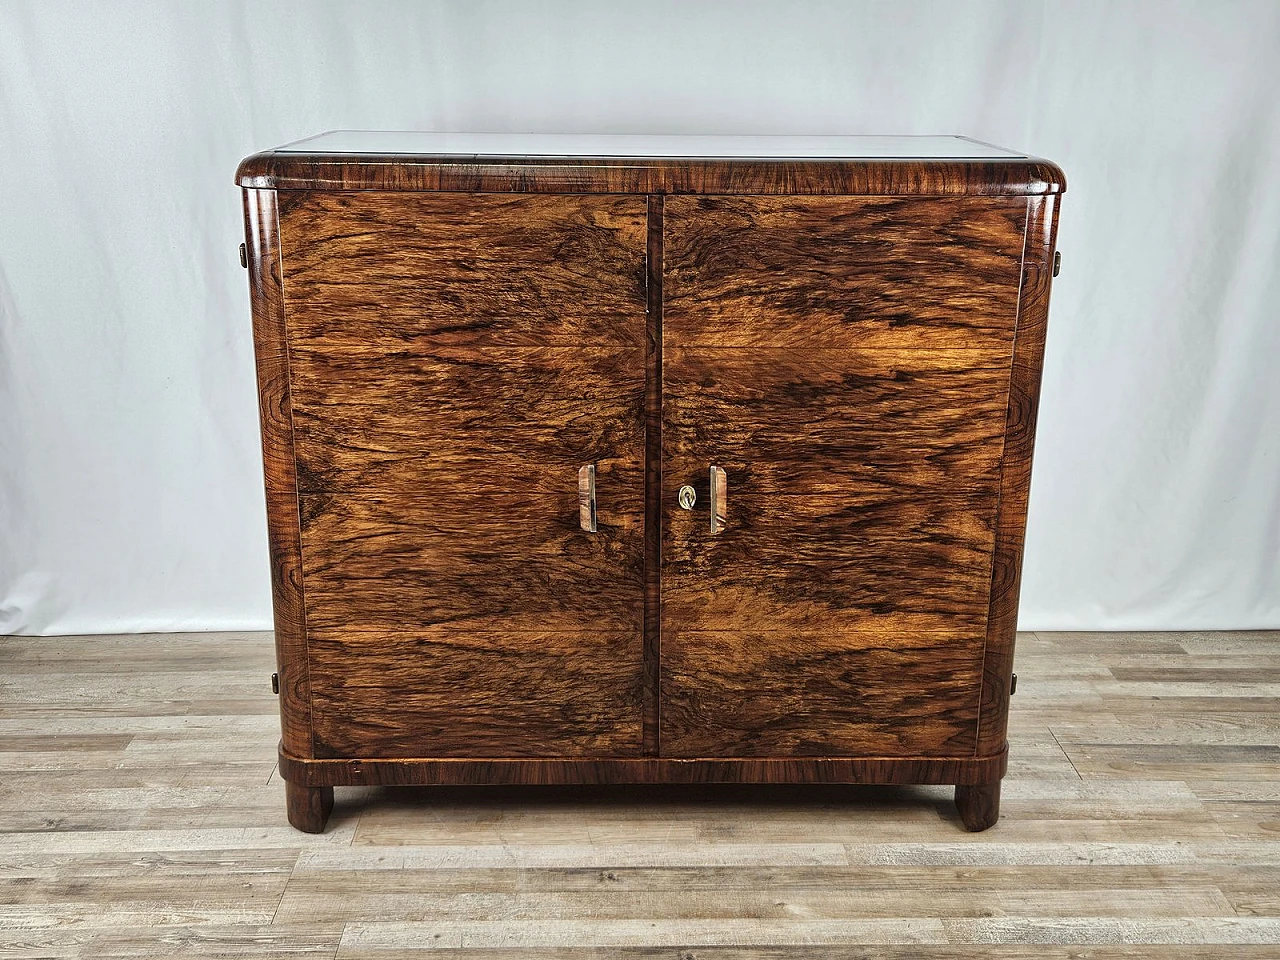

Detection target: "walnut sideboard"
[237, 132, 1065, 833]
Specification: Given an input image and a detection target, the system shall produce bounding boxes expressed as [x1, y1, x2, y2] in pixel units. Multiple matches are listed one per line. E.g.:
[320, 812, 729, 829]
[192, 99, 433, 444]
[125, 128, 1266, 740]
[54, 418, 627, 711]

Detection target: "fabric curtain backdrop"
[2, 0, 1278, 634]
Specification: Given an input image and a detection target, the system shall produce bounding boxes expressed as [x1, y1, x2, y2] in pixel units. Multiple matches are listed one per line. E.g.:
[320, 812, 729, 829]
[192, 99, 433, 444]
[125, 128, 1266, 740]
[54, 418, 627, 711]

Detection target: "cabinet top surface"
[272, 131, 1026, 160]
[238, 131, 1064, 195]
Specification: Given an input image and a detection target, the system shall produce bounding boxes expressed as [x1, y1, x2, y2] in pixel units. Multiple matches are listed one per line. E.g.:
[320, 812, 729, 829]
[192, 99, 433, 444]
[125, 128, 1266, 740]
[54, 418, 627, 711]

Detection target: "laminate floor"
[2, 631, 1279, 958]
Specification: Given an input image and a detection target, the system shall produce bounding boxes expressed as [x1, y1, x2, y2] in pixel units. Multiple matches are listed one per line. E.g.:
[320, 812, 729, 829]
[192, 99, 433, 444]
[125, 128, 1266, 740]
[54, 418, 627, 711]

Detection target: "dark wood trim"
[242, 188, 313, 759]
[975, 194, 1061, 756]
[237, 154, 1065, 197]
[284, 781, 333, 834]
[954, 780, 1001, 832]
[643, 195, 664, 756]
[278, 744, 1008, 788]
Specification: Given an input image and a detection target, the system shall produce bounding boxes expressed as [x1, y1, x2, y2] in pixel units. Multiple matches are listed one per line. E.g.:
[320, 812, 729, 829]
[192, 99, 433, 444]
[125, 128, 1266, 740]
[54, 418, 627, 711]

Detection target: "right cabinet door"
[660, 195, 1029, 758]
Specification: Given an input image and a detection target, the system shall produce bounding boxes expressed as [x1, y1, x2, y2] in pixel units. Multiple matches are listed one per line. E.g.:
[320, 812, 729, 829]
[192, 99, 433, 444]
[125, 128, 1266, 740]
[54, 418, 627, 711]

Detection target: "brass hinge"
[240, 242, 248, 269]
[1052, 251, 1061, 277]
[271, 672, 279, 695]
[1010, 673, 1018, 695]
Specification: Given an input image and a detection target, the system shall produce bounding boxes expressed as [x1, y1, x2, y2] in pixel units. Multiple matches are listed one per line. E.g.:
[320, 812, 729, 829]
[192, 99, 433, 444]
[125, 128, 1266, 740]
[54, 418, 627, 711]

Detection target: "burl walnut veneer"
[237, 132, 1065, 833]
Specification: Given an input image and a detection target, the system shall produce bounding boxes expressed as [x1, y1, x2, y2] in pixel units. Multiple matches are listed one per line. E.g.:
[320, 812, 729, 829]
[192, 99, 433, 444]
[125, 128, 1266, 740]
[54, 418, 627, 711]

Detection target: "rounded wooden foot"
[954, 781, 1001, 831]
[285, 781, 334, 833]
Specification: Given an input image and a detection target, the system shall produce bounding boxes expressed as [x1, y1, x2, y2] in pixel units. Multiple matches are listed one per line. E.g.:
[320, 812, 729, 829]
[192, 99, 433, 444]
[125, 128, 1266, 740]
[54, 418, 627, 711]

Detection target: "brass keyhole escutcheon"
[678, 485, 697, 510]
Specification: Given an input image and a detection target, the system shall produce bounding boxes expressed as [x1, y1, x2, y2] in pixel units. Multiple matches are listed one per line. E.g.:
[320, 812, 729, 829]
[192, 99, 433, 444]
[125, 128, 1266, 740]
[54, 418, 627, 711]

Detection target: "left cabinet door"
[275, 192, 649, 758]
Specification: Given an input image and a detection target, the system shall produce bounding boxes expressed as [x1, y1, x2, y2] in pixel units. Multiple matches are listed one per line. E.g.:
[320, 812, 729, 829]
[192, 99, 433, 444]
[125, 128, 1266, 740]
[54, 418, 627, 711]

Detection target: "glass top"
[274, 131, 1027, 160]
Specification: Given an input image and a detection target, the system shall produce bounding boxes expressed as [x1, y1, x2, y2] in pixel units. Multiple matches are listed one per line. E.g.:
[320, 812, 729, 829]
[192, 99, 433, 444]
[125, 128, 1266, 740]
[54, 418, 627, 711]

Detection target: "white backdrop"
[2, 0, 1278, 635]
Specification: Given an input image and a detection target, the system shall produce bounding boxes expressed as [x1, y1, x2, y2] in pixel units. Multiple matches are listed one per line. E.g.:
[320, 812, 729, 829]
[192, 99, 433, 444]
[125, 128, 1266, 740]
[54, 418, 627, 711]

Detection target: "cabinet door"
[660, 195, 1028, 758]
[278, 193, 648, 758]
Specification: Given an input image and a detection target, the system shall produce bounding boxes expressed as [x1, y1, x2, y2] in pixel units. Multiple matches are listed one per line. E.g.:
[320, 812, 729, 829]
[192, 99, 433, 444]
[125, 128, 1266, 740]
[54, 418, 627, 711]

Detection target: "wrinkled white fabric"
[1, 0, 1278, 634]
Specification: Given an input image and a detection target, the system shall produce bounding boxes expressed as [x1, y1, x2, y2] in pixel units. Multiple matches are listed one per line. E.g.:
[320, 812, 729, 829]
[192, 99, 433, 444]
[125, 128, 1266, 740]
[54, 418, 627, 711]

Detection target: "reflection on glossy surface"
[275, 130, 1026, 160]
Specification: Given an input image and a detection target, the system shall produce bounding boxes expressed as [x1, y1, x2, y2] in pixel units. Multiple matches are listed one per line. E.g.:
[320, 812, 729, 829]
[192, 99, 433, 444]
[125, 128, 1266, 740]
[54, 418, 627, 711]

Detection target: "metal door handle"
[710, 465, 726, 534]
[578, 464, 597, 533]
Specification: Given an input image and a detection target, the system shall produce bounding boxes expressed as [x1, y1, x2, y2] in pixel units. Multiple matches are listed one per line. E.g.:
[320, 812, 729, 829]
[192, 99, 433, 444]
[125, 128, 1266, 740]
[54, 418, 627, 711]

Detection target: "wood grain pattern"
[660, 629, 983, 758]
[297, 493, 642, 635]
[976, 194, 1061, 757]
[278, 747, 1007, 788]
[663, 347, 1012, 487]
[643, 195, 664, 756]
[663, 487, 998, 634]
[307, 630, 644, 760]
[664, 196, 1027, 352]
[662, 349, 1009, 635]
[278, 192, 647, 347]
[286, 345, 645, 493]
[239, 153, 1066, 197]
[241, 187, 312, 759]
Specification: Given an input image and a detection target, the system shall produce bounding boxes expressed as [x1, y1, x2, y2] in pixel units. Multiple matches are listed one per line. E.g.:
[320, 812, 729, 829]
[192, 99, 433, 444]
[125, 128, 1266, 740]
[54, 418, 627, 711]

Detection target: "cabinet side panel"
[242, 187, 312, 759]
[976, 195, 1060, 756]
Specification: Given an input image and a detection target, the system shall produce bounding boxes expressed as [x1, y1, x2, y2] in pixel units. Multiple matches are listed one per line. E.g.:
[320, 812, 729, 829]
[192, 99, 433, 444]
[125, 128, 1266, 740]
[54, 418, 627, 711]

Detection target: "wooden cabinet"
[238, 133, 1064, 834]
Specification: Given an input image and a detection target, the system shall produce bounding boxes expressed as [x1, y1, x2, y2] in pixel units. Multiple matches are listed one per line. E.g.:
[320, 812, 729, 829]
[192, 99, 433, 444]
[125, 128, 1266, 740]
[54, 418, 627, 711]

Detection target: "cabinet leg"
[954, 781, 1001, 832]
[285, 781, 334, 834]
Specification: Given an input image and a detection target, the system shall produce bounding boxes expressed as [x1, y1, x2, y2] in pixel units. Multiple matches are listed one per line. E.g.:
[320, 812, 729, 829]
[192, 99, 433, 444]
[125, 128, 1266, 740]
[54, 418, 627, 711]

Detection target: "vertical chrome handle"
[710, 465, 727, 535]
[578, 464, 597, 533]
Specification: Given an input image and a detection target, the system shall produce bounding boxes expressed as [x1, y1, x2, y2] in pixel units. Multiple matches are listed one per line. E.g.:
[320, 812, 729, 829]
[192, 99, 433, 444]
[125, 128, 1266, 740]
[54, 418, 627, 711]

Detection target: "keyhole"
[678, 485, 697, 510]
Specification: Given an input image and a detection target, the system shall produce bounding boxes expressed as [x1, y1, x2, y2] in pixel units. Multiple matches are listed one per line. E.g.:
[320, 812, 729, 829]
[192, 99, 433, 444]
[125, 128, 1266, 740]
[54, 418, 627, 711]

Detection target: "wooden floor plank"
[274, 880, 1236, 924]
[319, 950, 1280, 960]
[331, 915, 1280, 950]
[0, 924, 344, 959]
